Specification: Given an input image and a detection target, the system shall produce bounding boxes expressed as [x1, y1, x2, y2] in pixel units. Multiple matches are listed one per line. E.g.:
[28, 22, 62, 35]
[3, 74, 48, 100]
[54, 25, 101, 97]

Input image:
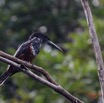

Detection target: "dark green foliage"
[0, 0, 104, 103]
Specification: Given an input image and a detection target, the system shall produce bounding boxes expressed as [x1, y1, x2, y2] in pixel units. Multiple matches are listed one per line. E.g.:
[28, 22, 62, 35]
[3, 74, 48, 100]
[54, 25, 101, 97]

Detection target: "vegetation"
[0, 0, 104, 103]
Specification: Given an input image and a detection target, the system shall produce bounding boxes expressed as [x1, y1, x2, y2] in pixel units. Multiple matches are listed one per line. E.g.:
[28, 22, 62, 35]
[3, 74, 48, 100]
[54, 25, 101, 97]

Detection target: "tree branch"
[81, 0, 104, 101]
[0, 50, 58, 85]
[0, 51, 84, 103]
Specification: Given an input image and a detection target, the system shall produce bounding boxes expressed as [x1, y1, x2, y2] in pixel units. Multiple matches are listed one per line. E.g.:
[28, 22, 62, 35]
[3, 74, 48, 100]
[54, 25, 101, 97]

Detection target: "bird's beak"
[47, 40, 62, 51]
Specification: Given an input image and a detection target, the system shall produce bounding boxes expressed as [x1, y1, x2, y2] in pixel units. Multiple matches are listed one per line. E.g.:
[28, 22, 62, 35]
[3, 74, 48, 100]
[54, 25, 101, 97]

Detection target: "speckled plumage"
[0, 32, 62, 85]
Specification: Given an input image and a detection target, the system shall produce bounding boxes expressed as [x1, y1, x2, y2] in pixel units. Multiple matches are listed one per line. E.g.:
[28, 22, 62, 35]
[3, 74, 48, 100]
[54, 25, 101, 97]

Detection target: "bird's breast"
[17, 46, 35, 63]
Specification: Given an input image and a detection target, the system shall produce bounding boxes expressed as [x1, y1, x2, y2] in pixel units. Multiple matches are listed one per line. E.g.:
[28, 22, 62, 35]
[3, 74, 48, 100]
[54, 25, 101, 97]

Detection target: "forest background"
[0, 0, 104, 103]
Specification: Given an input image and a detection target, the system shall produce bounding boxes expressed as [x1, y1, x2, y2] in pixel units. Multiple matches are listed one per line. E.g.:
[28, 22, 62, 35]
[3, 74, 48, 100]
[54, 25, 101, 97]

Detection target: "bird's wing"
[14, 41, 31, 58]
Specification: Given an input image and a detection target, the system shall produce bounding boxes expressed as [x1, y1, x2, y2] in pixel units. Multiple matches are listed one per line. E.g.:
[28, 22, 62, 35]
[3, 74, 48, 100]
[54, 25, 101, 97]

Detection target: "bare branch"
[0, 53, 84, 103]
[81, 0, 104, 101]
[0, 50, 58, 85]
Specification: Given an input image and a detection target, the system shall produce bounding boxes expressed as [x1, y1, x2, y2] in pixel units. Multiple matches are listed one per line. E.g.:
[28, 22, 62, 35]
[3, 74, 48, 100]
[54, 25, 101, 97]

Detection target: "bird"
[0, 32, 62, 85]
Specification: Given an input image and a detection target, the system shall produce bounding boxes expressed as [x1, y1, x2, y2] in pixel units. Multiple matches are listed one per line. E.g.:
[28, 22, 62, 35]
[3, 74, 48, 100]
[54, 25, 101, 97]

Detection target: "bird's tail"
[0, 70, 12, 86]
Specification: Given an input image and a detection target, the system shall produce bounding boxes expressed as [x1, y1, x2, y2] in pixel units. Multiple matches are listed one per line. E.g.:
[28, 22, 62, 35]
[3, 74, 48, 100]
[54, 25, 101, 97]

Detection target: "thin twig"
[0, 56, 84, 103]
[81, 0, 104, 101]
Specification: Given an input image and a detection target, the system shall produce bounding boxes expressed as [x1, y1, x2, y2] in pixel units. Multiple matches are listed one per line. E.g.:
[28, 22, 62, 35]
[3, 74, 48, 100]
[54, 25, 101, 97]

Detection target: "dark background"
[0, 0, 104, 103]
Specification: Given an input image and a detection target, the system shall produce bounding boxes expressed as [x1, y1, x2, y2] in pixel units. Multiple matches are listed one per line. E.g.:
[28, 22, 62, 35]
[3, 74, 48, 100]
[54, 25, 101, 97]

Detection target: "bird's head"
[29, 32, 62, 51]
